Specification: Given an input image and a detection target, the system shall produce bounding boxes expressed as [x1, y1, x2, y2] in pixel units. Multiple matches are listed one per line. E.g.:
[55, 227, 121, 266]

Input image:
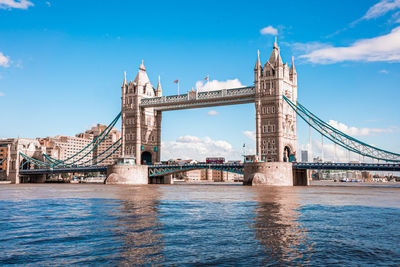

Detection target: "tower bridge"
[6, 40, 400, 185]
[120, 40, 298, 167]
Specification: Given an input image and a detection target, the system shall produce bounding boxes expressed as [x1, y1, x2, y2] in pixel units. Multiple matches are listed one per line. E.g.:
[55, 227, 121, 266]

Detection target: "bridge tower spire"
[254, 41, 297, 162]
[156, 75, 163, 97]
[121, 62, 161, 165]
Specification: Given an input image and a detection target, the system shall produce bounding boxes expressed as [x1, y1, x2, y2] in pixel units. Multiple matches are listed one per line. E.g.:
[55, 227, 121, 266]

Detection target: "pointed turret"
[121, 71, 127, 98]
[289, 56, 297, 75]
[254, 49, 262, 70]
[290, 56, 297, 86]
[134, 60, 151, 87]
[268, 37, 283, 66]
[156, 75, 162, 97]
[122, 71, 127, 86]
[254, 49, 262, 83]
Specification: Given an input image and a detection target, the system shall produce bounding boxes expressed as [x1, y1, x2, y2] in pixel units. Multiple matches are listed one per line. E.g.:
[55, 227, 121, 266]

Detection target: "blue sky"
[0, 0, 399, 161]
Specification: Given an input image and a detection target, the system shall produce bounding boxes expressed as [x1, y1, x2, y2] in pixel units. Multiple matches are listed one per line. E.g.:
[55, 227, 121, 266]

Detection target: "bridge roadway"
[18, 162, 400, 176]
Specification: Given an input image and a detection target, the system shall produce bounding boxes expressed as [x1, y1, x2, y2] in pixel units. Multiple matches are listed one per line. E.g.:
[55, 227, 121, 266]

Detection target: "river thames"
[0, 184, 399, 266]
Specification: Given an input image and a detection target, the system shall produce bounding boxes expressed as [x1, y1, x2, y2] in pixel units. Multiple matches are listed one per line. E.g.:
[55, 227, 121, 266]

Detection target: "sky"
[0, 0, 399, 162]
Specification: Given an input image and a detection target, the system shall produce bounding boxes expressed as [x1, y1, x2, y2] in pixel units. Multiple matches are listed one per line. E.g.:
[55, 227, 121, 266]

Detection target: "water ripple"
[0, 184, 398, 266]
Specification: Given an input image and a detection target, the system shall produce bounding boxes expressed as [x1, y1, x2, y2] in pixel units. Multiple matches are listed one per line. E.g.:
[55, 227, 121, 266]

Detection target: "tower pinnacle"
[255, 49, 262, 70]
[140, 60, 145, 70]
[290, 56, 297, 75]
[156, 75, 163, 97]
[122, 71, 127, 86]
[269, 39, 282, 65]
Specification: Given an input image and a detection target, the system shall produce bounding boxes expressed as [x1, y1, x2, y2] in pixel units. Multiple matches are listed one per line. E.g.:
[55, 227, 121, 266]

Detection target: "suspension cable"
[283, 95, 400, 162]
[44, 112, 121, 165]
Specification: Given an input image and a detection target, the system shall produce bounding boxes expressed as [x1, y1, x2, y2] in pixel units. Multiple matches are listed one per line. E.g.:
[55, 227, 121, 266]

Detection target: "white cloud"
[162, 135, 250, 161]
[207, 110, 218, 116]
[195, 78, 244, 92]
[0, 92, 4, 97]
[301, 26, 400, 63]
[260, 26, 278, 35]
[0, 0, 33, 9]
[0, 52, 9, 67]
[390, 10, 400, 23]
[289, 41, 332, 54]
[45, 1, 51, 7]
[176, 135, 202, 143]
[328, 120, 394, 136]
[380, 69, 389, 73]
[361, 0, 400, 20]
[243, 131, 256, 141]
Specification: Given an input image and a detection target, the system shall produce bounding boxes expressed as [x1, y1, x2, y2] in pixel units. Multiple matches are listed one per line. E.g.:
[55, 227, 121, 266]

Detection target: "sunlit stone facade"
[254, 40, 297, 162]
[121, 63, 162, 164]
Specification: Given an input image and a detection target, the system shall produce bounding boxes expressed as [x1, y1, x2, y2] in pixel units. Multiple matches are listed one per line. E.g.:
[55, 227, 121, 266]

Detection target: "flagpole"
[178, 81, 180, 96]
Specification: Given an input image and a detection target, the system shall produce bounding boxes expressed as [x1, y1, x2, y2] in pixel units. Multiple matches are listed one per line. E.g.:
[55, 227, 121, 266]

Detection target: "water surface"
[0, 184, 399, 266]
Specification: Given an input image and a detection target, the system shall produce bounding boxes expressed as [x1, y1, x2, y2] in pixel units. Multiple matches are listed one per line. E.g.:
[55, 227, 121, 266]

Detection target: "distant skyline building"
[38, 124, 121, 166]
[82, 124, 121, 166]
[0, 138, 45, 183]
[173, 169, 243, 182]
[38, 135, 94, 165]
[301, 150, 308, 162]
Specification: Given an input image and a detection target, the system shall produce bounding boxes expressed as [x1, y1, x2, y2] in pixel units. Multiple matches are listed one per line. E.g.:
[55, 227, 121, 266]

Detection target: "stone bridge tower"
[254, 39, 297, 163]
[121, 62, 162, 165]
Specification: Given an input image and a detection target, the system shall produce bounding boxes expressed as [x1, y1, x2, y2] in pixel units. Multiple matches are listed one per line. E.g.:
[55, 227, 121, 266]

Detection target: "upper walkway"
[140, 86, 255, 111]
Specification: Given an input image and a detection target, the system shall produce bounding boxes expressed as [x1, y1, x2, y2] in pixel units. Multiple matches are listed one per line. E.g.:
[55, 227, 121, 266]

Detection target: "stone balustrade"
[140, 86, 255, 107]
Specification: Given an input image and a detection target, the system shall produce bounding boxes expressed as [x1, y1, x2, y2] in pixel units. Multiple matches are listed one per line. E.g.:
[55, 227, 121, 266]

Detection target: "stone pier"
[243, 162, 294, 186]
[105, 157, 149, 184]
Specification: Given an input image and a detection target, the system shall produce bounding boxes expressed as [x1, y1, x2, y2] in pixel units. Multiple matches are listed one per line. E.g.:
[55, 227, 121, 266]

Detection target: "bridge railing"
[140, 86, 255, 107]
[293, 162, 400, 171]
[148, 163, 245, 176]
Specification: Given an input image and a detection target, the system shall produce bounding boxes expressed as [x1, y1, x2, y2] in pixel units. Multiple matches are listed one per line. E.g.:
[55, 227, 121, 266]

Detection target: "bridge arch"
[20, 159, 31, 170]
[141, 151, 153, 165]
[283, 144, 295, 162]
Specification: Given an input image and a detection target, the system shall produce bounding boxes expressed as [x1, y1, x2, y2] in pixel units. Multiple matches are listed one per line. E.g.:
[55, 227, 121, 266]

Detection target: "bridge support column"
[105, 157, 149, 184]
[164, 174, 174, 184]
[8, 151, 20, 184]
[243, 162, 293, 186]
[292, 168, 311, 186]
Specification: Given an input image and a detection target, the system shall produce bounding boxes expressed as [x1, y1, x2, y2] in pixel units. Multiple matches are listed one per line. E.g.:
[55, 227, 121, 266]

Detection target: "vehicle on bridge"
[206, 157, 225, 164]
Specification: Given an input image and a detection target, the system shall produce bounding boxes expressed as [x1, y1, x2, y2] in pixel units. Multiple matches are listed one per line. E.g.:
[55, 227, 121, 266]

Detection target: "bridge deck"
[18, 162, 400, 176]
[293, 162, 400, 171]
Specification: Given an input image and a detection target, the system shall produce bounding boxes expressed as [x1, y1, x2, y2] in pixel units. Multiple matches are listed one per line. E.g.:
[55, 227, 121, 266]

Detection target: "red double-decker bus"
[206, 157, 225, 164]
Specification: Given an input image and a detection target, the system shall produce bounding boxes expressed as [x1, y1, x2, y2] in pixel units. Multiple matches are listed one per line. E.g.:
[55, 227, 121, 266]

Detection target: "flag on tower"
[204, 75, 209, 81]
[174, 80, 180, 95]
